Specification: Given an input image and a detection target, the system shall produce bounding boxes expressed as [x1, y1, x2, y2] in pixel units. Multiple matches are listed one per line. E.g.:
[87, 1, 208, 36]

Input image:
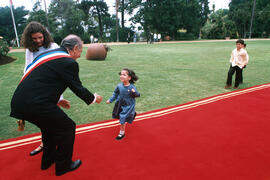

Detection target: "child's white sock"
[120, 130, 125, 135]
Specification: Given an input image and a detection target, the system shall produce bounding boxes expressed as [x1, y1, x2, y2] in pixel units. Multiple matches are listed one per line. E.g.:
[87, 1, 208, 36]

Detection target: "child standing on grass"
[225, 39, 248, 89]
[106, 68, 140, 140]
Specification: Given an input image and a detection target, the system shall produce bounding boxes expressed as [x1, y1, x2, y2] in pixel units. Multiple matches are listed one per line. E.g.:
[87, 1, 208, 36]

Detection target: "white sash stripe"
[22, 52, 70, 81]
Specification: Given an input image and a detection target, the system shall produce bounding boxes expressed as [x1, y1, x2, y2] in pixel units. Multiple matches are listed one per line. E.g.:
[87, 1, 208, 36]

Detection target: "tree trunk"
[43, 0, 50, 31]
[121, 0, 125, 28]
[116, 0, 119, 42]
[199, 27, 202, 39]
[249, 0, 256, 39]
[97, 6, 103, 39]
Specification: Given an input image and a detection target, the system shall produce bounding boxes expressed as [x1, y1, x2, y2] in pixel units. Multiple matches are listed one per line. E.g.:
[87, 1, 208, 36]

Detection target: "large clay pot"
[164, 36, 171, 41]
[86, 43, 107, 60]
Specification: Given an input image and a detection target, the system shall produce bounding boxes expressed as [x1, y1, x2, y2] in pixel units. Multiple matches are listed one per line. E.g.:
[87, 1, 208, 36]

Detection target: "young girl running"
[106, 68, 140, 140]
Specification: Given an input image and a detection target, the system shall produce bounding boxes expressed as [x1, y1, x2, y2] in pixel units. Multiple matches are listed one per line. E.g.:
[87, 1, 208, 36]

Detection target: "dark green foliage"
[48, 0, 85, 44]
[201, 0, 270, 39]
[228, 0, 270, 38]
[228, 0, 253, 38]
[0, 6, 28, 44]
[0, 38, 10, 59]
[252, 0, 270, 37]
[131, 0, 210, 40]
[26, 2, 49, 28]
[202, 9, 238, 39]
[78, 0, 111, 41]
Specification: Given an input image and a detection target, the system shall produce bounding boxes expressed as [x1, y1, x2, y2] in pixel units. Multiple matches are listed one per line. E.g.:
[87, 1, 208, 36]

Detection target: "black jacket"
[10, 47, 95, 120]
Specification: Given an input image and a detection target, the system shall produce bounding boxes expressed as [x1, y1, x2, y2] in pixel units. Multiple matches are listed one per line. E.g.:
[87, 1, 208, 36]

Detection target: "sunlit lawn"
[1, 40, 269, 140]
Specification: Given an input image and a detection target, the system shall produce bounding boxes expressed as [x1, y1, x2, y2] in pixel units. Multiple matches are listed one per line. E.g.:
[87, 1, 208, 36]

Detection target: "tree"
[202, 0, 270, 39]
[132, 0, 180, 40]
[78, 0, 111, 42]
[228, 0, 253, 38]
[120, 0, 125, 28]
[182, 0, 201, 38]
[248, 0, 256, 38]
[117, 0, 139, 28]
[27, 2, 48, 26]
[92, 0, 110, 39]
[201, 9, 237, 39]
[253, 0, 270, 37]
[198, 0, 210, 38]
[48, 0, 85, 43]
[131, 0, 205, 40]
[0, 6, 28, 44]
[115, 0, 119, 42]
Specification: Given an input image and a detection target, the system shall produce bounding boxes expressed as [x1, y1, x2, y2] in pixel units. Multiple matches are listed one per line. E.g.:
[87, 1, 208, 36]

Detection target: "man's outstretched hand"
[58, 99, 71, 109]
[94, 93, 103, 104]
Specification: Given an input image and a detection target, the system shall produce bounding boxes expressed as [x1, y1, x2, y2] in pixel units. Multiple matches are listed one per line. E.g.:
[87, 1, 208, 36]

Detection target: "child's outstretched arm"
[106, 85, 120, 104]
[131, 87, 140, 98]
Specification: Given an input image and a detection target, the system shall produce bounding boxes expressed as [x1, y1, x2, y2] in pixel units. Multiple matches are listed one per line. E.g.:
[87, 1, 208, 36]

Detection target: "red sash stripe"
[20, 54, 71, 84]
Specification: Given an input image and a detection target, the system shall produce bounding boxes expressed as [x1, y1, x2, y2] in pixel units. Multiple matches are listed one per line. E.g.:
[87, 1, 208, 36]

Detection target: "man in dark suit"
[10, 34, 103, 176]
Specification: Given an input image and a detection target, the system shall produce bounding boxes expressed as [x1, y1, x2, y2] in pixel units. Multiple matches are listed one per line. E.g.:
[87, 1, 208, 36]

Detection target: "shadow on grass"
[0, 56, 16, 66]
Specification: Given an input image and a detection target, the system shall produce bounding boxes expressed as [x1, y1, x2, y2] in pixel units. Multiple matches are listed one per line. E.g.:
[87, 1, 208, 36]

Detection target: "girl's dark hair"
[236, 39, 244, 45]
[119, 68, 139, 84]
[21, 21, 54, 52]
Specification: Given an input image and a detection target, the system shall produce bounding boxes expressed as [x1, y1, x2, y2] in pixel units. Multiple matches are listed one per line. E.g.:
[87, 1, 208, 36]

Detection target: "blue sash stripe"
[21, 50, 70, 84]
[25, 50, 69, 72]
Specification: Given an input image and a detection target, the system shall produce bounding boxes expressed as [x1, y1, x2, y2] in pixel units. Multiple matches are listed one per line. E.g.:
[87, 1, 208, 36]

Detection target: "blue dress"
[109, 83, 140, 124]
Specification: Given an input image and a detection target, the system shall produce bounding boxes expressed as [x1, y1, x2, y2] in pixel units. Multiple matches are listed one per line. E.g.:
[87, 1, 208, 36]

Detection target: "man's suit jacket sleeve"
[61, 60, 95, 105]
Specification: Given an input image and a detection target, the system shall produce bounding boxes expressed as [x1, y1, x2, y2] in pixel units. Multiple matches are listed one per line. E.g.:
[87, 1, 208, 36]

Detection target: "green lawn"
[1, 40, 270, 140]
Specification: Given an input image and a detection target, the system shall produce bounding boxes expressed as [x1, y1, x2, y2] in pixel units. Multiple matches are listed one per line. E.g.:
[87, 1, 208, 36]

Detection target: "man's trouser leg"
[30, 108, 76, 173]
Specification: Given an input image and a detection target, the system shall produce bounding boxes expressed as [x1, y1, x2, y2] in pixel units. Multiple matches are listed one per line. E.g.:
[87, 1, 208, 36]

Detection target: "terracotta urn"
[86, 43, 107, 60]
[165, 36, 171, 41]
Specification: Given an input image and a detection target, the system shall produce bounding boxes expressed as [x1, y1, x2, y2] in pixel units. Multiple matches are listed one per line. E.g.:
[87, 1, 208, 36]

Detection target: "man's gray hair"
[61, 34, 83, 50]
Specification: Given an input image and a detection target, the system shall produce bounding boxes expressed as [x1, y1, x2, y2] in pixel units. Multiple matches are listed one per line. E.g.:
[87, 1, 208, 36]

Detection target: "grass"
[1, 40, 270, 140]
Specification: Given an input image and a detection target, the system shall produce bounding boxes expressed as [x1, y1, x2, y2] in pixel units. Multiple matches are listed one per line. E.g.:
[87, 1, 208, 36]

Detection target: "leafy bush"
[176, 32, 196, 40]
[0, 37, 10, 59]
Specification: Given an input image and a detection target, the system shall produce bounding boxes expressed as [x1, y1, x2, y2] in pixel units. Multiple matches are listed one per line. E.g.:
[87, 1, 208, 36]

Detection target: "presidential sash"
[20, 50, 71, 84]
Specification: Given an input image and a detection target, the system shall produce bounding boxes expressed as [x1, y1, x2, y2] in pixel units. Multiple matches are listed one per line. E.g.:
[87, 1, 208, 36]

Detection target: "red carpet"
[1, 84, 270, 180]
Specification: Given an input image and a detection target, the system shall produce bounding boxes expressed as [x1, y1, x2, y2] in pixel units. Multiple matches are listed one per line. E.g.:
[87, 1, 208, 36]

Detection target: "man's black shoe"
[56, 160, 82, 176]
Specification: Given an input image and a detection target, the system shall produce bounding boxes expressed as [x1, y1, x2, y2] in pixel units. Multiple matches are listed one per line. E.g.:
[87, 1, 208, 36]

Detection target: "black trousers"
[27, 107, 76, 173]
[226, 64, 242, 88]
[239, 68, 243, 84]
